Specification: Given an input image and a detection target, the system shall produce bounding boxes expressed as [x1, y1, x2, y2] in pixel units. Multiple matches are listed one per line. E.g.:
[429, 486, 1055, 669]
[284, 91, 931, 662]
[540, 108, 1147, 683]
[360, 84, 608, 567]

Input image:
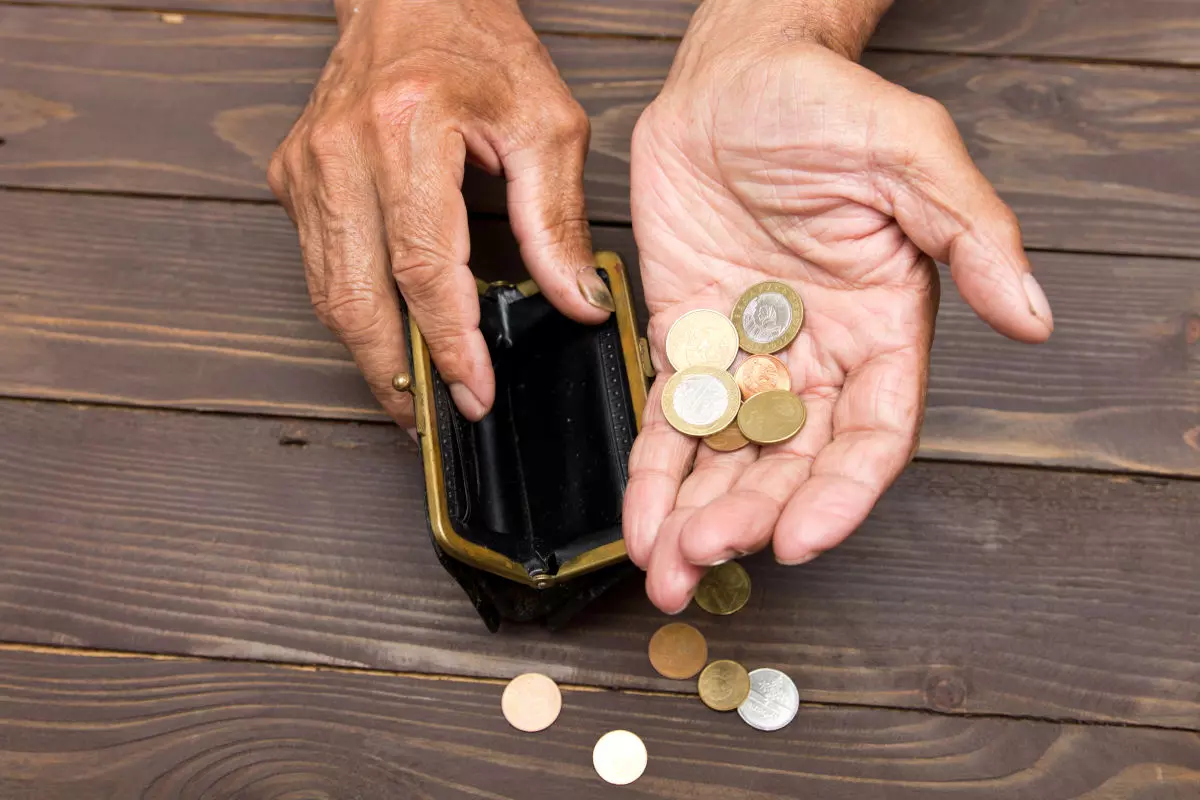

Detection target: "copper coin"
[734, 354, 791, 400]
[648, 622, 708, 680]
[703, 423, 750, 452]
[501, 673, 562, 732]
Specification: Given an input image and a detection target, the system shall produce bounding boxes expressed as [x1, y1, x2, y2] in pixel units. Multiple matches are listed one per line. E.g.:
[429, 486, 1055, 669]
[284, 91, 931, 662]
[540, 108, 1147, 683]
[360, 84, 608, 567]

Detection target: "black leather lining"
[412, 281, 640, 629]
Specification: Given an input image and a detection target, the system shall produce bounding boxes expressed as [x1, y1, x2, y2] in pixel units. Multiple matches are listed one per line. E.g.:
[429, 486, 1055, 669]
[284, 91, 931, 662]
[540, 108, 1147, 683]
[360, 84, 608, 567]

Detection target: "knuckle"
[318, 288, 391, 347]
[306, 119, 353, 164]
[546, 98, 590, 146]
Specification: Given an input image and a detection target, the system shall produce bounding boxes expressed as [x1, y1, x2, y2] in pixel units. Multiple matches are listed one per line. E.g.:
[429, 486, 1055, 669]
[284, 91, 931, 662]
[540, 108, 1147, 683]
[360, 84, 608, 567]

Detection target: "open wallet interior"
[407, 263, 648, 630]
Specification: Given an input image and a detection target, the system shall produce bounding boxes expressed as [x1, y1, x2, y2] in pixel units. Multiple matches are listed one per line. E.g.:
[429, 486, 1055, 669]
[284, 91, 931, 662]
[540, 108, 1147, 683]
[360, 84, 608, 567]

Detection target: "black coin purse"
[403, 252, 653, 631]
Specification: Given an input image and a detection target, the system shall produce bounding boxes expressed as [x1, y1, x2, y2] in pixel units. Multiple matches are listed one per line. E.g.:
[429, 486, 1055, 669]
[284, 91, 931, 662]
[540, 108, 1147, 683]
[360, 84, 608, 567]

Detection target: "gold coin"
[500, 673, 562, 732]
[734, 353, 791, 400]
[703, 423, 750, 453]
[737, 390, 807, 445]
[593, 730, 647, 785]
[648, 622, 708, 680]
[697, 660, 752, 712]
[694, 561, 751, 615]
[731, 281, 804, 354]
[661, 366, 741, 438]
[665, 309, 739, 371]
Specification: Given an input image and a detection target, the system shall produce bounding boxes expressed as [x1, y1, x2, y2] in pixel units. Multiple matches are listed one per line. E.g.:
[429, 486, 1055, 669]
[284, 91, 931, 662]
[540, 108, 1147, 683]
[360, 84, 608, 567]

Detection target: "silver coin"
[737, 668, 799, 731]
[741, 293, 793, 345]
[672, 372, 730, 427]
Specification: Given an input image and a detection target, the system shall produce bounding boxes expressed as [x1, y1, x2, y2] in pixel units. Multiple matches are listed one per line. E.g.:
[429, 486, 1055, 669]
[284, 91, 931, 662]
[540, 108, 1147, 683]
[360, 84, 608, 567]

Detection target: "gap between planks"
[3, 640, 1200, 736]
[1, 393, 1194, 485]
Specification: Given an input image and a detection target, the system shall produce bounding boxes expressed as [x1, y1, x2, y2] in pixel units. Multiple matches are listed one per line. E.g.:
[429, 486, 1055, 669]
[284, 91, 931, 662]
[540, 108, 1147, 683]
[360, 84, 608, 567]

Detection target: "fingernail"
[705, 557, 731, 567]
[449, 382, 487, 421]
[1022, 273, 1054, 329]
[777, 551, 820, 566]
[665, 591, 694, 616]
[577, 266, 616, 312]
[405, 428, 419, 444]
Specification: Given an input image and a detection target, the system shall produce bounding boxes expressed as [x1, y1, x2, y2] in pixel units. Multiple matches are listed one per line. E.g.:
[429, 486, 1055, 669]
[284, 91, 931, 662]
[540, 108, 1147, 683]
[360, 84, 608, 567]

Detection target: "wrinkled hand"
[269, 0, 612, 425]
[624, 22, 1054, 612]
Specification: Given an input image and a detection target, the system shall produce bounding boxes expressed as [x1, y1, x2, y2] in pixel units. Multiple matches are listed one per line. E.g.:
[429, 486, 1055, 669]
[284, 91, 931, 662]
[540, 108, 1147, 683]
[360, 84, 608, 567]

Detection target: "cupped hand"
[624, 32, 1054, 613]
[268, 0, 613, 425]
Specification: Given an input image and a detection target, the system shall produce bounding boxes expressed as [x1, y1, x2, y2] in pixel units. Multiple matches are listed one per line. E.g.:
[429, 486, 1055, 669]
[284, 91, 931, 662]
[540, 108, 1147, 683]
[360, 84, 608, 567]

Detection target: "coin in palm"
[732, 281, 804, 354]
[737, 390, 806, 445]
[662, 366, 741, 437]
[665, 309, 739, 371]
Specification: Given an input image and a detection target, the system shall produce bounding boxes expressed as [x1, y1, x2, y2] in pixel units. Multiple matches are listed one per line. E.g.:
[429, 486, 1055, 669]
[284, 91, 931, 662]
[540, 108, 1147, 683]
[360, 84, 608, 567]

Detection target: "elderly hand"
[269, 0, 613, 425]
[624, 0, 1054, 613]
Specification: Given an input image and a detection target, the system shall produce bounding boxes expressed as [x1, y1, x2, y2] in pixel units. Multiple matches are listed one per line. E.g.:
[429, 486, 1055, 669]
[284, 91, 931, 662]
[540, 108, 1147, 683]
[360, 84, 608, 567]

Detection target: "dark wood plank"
[3, 647, 1199, 799]
[13, 0, 1200, 66]
[3, 8, 1200, 257]
[3, 191, 1196, 475]
[1, 399, 1198, 727]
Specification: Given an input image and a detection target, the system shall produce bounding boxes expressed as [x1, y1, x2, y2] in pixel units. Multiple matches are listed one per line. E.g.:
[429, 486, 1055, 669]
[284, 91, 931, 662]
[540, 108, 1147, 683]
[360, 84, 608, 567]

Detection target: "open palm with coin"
[623, 8, 1055, 614]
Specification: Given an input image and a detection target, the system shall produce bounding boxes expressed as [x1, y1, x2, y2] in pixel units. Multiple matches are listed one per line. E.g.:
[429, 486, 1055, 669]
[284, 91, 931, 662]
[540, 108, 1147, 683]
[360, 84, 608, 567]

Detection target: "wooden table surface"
[1, 0, 1197, 797]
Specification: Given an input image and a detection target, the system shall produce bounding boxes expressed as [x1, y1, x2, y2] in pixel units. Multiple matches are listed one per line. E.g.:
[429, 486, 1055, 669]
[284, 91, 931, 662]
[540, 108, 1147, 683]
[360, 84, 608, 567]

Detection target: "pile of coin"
[647, 562, 800, 731]
[663, 281, 807, 450]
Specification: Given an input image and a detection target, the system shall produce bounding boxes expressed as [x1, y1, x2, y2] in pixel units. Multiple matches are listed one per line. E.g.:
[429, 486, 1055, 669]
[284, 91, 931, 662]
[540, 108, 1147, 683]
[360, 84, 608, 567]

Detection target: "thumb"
[882, 96, 1053, 343]
[502, 103, 615, 323]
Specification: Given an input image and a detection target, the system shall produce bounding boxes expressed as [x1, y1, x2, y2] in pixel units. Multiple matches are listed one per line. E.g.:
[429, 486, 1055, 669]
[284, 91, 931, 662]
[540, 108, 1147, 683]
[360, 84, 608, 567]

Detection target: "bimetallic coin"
[698, 660, 751, 712]
[737, 390, 807, 445]
[731, 282, 804, 354]
[737, 668, 800, 731]
[648, 622, 708, 680]
[593, 730, 648, 785]
[501, 673, 562, 733]
[694, 561, 751, 616]
[734, 354, 791, 400]
[703, 423, 750, 453]
[662, 366, 741, 438]
[665, 309, 739, 371]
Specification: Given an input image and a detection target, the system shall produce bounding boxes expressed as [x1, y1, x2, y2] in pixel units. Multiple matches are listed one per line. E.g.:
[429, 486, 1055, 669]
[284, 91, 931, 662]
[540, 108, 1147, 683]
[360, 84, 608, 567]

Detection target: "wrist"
[684, 0, 892, 61]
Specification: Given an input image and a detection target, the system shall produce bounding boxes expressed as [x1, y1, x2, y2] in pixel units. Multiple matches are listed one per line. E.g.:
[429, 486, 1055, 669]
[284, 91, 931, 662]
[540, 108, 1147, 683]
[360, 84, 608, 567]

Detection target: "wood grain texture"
[2, 647, 1199, 800]
[12, 0, 1200, 66]
[2, 647, 1200, 800]
[3, 191, 1196, 474]
[0, 400, 1198, 727]
[3, 8, 1200, 256]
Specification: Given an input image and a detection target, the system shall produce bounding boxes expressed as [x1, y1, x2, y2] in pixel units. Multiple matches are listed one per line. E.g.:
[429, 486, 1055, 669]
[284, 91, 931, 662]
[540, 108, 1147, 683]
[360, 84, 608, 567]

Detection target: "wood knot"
[924, 669, 969, 711]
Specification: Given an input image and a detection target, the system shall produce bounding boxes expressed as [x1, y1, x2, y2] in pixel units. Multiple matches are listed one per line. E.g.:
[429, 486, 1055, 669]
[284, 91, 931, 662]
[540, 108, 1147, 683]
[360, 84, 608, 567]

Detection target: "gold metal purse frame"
[407, 252, 652, 589]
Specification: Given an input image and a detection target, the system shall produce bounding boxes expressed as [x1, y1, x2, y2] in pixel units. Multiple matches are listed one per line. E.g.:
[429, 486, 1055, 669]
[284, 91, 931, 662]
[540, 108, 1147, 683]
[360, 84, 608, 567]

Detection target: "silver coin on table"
[737, 668, 800, 731]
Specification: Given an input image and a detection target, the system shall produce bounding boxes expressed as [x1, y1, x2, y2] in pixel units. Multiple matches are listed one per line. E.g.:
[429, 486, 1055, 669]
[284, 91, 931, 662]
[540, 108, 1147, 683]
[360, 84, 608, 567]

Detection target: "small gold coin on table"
[662, 366, 741, 438]
[694, 561, 751, 616]
[500, 673, 562, 733]
[731, 281, 804, 354]
[665, 309, 739, 371]
[593, 730, 648, 785]
[738, 390, 807, 445]
[734, 353, 791, 400]
[697, 660, 752, 711]
[703, 423, 750, 453]
[648, 622, 708, 680]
